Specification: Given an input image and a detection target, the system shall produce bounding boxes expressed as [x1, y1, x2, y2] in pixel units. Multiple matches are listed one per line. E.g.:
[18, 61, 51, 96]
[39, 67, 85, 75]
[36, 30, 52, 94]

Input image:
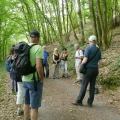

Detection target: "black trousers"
[77, 68, 98, 104]
[42, 63, 49, 78]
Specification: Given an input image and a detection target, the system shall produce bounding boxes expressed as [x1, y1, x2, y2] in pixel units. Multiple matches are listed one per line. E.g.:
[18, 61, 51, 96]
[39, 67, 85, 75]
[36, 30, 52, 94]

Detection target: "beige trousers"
[75, 62, 83, 80]
[53, 64, 59, 78]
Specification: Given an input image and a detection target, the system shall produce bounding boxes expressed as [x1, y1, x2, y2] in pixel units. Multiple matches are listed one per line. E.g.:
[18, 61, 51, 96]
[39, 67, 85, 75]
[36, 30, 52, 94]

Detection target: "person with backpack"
[6, 45, 17, 94]
[13, 72, 24, 116]
[72, 35, 102, 107]
[10, 52, 24, 116]
[53, 48, 60, 79]
[13, 30, 44, 120]
[74, 44, 84, 84]
[60, 48, 68, 78]
[42, 46, 49, 78]
[16, 76, 24, 116]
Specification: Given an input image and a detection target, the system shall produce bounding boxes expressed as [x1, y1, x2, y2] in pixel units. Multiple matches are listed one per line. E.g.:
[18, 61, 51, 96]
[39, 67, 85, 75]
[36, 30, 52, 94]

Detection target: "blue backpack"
[5, 56, 12, 72]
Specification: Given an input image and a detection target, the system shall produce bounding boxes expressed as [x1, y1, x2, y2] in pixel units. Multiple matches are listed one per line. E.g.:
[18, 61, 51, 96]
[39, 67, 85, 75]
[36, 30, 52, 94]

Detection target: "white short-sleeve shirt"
[75, 50, 83, 64]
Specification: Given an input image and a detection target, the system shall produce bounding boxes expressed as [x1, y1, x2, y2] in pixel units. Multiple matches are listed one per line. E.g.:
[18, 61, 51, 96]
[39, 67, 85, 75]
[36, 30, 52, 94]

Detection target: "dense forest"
[0, 0, 120, 62]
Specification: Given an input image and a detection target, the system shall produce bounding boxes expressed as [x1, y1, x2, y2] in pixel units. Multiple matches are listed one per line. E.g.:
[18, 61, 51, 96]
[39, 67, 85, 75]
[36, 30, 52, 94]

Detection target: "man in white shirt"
[74, 44, 84, 83]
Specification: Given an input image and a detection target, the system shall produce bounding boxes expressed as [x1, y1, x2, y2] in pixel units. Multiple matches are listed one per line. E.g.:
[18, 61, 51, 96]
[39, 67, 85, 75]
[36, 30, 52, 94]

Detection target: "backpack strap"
[78, 50, 83, 56]
[87, 47, 99, 64]
[32, 72, 37, 91]
[30, 44, 37, 48]
[29, 44, 37, 91]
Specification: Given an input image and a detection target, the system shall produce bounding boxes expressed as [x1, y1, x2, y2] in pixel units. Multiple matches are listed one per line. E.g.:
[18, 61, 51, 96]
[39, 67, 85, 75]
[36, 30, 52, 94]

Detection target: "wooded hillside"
[0, 0, 120, 62]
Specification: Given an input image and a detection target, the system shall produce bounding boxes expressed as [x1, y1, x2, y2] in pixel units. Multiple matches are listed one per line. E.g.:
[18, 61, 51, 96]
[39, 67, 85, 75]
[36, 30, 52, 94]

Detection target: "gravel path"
[38, 78, 120, 120]
[0, 73, 120, 120]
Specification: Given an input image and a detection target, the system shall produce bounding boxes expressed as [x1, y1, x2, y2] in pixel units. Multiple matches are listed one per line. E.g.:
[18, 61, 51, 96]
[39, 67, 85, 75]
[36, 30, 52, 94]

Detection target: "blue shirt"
[42, 51, 49, 63]
[84, 44, 101, 68]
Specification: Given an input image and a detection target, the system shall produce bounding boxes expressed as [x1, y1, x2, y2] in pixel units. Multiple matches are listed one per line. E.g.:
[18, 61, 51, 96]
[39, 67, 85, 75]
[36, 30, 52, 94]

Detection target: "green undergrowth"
[64, 41, 120, 90]
[97, 57, 120, 90]
[0, 62, 6, 101]
[97, 73, 120, 90]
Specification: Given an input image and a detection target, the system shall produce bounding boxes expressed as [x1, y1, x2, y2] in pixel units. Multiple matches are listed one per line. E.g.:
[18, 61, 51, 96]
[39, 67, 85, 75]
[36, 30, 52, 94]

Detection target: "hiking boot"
[75, 79, 82, 84]
[95, 88, 99, 94]
[61, 75, 65, 78]
[17, 109, 24, 116]
[87, 103, 92, 107]
[72, 101, 82, 106]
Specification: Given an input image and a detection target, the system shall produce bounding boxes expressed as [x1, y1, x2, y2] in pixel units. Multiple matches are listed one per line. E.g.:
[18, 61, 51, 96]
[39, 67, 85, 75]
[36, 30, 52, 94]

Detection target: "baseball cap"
[30, 30, 40, 38]
[88, 35, 97, 41]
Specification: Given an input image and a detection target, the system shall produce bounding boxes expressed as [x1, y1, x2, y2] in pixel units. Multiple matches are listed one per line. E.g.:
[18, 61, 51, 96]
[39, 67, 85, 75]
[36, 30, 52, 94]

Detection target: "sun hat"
[54, 48, 58, 51]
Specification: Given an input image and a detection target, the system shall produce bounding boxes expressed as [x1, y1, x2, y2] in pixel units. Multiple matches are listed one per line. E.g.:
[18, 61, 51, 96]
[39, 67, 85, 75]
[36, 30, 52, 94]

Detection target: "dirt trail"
[0, 73, 120, 120]
[38, 78, 120, 120]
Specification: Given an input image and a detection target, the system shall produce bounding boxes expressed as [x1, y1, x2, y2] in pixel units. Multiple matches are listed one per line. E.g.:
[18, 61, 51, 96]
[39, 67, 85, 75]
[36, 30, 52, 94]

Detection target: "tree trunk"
[77, 0, 85, 45]
[96, 0, 108, 49]
[65, 0, 79, 41]
[89, 0, 98, 39]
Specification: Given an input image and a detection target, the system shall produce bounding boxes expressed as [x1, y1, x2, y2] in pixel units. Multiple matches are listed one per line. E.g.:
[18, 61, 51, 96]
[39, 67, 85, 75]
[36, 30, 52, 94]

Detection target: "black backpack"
[12, 42, 36, 76]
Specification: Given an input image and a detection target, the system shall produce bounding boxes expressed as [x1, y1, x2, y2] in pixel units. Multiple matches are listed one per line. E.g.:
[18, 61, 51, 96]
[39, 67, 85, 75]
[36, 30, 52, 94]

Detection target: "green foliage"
[97, 72, 120, 90]
[97, 52, 120, 90]
[0, 62, 6, 101]
[109, 57, 120, 71]
[0, 62, 5, 72]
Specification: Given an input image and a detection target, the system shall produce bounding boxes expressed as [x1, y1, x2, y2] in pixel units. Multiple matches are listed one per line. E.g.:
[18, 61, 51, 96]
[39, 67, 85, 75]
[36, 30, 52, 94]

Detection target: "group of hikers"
[6, 30, 101, 120]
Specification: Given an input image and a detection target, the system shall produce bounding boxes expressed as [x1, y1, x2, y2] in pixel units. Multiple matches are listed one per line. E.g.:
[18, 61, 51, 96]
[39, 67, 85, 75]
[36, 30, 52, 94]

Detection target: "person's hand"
[12, 55, 14, 60]
[40, 79, 44, 83]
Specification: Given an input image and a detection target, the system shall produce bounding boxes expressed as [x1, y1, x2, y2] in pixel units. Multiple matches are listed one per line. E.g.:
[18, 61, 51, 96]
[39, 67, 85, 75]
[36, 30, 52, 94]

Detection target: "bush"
[97, 72, 120, 90]
[109, 57, 120, 71]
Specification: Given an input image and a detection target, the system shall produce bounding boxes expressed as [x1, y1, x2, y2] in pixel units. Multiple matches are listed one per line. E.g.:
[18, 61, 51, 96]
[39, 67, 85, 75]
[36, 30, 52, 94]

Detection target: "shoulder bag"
[79, 48, 99, 74]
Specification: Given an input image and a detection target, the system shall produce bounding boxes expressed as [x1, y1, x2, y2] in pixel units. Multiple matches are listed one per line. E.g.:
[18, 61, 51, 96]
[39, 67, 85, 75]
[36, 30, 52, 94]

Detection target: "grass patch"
[0, 62, 6, 101]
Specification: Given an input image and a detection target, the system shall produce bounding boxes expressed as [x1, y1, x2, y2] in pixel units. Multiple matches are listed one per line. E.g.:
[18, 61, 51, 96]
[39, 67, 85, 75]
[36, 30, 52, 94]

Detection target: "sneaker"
[17, 109, 24, 116]
[87, 103, 92, 107]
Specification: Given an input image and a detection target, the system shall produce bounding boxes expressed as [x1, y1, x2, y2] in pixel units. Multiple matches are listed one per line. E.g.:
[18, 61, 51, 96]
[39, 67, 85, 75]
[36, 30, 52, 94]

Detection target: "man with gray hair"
[74, 43, 84, 84]
[72, 35, 102, 107]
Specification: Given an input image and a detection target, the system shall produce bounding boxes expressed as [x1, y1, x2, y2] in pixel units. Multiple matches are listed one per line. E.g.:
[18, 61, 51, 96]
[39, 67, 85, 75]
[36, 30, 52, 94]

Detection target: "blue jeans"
[10, 71, 17, 92]
[42, 63, 49, 78]
[23, 81, 43, 109]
